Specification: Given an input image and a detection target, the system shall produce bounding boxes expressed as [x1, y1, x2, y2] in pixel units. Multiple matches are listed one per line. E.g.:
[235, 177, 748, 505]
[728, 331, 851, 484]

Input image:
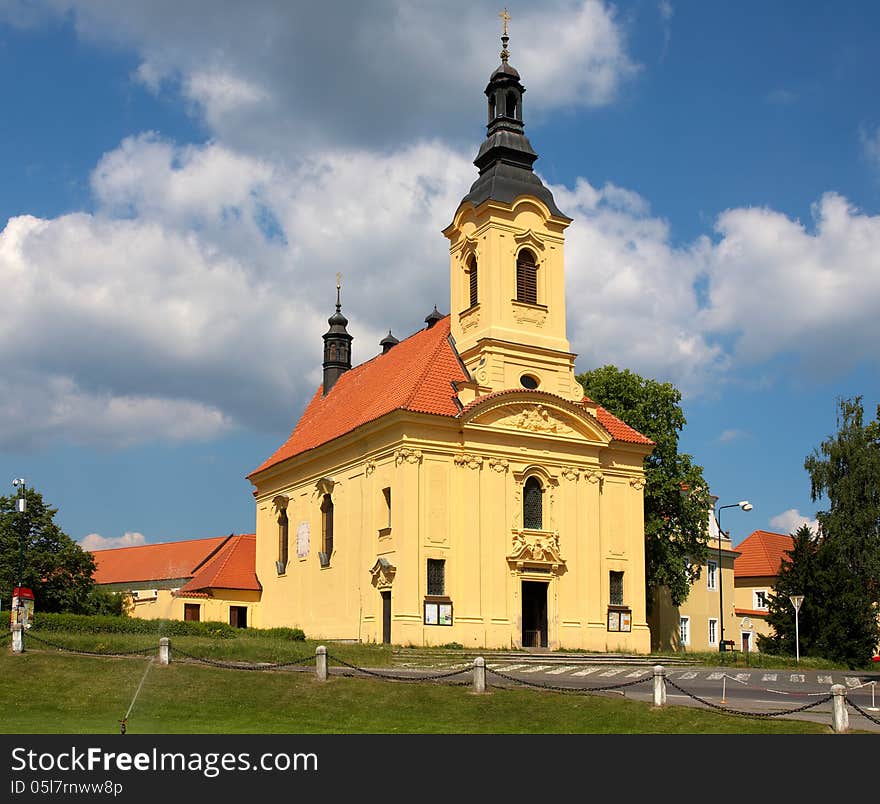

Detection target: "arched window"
[523, 477, 543, 530]
[277, 508, 289, 568]
[506, 90, 518, 118]
[468, 254, 478, 308]
[321, 493, 334, 566]
[516, 249, 538, 305]
[488, 94, 496, 122]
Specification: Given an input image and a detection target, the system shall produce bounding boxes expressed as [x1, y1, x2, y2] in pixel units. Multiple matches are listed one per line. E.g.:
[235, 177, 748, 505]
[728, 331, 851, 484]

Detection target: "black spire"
[460, 17, 567, 218]
[424, 305, 443, 328]
[322, 275, 353, 395]
[380, 330, 399, 354]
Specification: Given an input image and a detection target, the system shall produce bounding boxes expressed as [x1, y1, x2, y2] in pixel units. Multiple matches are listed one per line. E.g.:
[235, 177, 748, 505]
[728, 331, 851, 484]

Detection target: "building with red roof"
[246, 28, 654, 651]
[91, 533, 260, 627]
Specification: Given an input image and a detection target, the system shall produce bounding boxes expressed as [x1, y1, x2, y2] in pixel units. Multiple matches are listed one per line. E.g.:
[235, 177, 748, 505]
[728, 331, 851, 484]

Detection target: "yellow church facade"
[247, 29, 654, 652]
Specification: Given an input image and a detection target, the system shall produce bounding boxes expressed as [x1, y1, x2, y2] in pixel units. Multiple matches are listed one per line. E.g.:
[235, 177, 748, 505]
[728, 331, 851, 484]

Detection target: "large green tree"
[758, 524, 822, 656]
[0, 487, 98, 614]
[577, 365, 711, 608]
[802, 396, 880, 666]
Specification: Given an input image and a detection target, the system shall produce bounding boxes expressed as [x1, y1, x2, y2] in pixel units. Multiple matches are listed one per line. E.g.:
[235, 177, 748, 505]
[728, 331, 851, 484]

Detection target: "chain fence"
[10, 632, 878, 730]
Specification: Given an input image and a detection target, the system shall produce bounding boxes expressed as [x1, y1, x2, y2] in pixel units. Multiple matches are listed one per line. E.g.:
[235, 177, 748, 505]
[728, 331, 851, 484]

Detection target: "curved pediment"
[460, 391, 612, 445]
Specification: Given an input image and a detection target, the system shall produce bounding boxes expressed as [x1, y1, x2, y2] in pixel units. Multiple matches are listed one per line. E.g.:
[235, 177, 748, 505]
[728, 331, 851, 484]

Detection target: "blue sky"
[1, 1, 878, 552]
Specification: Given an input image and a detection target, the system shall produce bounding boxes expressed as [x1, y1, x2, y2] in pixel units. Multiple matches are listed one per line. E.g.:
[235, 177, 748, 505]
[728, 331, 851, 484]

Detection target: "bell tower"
[442, 17, 582, 402]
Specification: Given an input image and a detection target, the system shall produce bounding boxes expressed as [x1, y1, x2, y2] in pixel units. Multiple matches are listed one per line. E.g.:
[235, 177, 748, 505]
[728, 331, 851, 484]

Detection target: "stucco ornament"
[488, 457, 509, 473]
[364, 461, 376, 476]
[508, 529, 564, 570]
[394, 448, 423, 465]
[454, 453, 483, 470]
[561, 466, 579, 482]
[370, 558, 396, 590]
[629, 477, 646, 491]
[583, 469, 603, 484]
[510, 404, 571, 434]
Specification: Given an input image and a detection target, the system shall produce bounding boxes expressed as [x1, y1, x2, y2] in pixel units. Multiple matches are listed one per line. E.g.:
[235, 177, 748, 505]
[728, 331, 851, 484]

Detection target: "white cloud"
[717, 429, 751, 443]
[80, 531, 148, 551]
[769, 509, 819, 537]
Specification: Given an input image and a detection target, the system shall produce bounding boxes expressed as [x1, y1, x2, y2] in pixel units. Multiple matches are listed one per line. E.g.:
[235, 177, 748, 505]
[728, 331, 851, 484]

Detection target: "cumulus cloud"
[80, 531, 148, 551]
[2, 1, 638, 157]
[769, 509, 819, 537]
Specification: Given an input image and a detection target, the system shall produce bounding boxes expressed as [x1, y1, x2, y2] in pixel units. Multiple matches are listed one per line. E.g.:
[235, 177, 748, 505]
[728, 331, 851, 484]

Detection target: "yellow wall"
[252, 399, 652, 652]
[734, 575, 775, 650]
[121, 587, 261, 628]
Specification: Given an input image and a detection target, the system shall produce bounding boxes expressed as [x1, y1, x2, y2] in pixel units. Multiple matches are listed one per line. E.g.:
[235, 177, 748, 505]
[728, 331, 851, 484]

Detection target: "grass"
[0, 642, 838, 735]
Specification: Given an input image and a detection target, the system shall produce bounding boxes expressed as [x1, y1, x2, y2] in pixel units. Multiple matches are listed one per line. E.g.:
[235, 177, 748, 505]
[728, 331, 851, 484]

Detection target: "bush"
[32, 612, 237, 639]
[246, 627, 306, 641]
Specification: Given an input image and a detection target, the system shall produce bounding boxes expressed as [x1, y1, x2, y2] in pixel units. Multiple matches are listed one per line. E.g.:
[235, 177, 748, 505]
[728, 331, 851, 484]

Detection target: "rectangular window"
[184, 604, 201, 622]
[707, 560, 717, 591]
[708, 618, 718, 645]
[609, 571, 624, 606]
[427, 558, 445, 596]
[679, 616, 690, 646]
[229, 606, 248, 629]
[754, 590, 768, 609]
[383, 487, 392, 527]
[320, 494, 334, 566]
[277, 509, 289, 571]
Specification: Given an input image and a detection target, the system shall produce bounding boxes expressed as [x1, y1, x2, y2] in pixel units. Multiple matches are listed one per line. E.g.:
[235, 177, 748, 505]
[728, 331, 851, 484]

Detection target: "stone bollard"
[316, 645, 327, 682]
[159, 637, 171, 665]
[11, 624, 24, 654]
[473, 656, 486, 693]
[652, 665, 667, 707]
[831, 684, 849, 733]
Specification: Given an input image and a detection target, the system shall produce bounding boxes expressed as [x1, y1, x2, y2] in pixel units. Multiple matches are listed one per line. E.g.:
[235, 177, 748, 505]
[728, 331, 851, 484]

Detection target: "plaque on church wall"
[620, 611, 632, 632]
[424, 602, 439, 625]
[438, 603, 453, 626]
[607, 610, 620, 632]
[296, 521, 310, 559]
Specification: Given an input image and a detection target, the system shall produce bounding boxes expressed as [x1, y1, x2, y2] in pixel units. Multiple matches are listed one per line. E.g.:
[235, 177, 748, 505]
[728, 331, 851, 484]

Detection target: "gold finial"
[500, 8, 510, 37]
[499, 8, 511, 62]
[336, 271, 341, 290]
[335, 272, 342, 310]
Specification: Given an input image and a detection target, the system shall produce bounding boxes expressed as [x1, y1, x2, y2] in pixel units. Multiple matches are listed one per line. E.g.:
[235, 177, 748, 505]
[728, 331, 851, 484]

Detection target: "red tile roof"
[734, 530, 795, 579]
[91, 536, 228, 584]
[179, 534, 261, 593]
[735, 608, 770, 618]
[250, 316, 467, 475]
[250, 315, 653, 477]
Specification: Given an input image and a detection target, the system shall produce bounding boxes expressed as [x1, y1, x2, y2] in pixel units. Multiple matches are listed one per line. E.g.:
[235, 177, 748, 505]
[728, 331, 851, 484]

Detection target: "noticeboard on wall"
[424, 599, 453, 626]
[607, 607, 632, 632]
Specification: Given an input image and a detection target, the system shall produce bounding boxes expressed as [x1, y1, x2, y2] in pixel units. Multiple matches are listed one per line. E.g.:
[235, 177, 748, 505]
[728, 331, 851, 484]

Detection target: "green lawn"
[1, 647, 833, 735]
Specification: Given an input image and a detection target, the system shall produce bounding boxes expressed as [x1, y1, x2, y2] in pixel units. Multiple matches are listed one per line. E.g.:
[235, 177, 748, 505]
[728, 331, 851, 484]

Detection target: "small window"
[320, 493, 334, 566]
[516, 249, 538, 305]
[679, 616, 690, 647]
[708, 618, 718, 645]
[523, 476, 543, 530]
[468, 254, 478, 308]
[506, 89, 518, 118]
[520, 374, 539, 390]
[754, 590, 768, 610]
[707, 560, 717, 591]
[609, 571, 624, 606]
[184, 604, 201, 622]
[383, 487, 392, 528]
[427, 558, 445, 596]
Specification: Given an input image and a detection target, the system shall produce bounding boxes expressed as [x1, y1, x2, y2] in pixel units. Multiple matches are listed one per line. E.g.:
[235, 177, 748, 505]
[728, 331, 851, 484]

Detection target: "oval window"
[520, 374, 539, 390]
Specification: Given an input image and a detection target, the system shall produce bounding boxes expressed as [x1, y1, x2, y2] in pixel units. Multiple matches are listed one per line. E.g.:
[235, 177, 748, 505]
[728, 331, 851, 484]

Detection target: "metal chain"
[848, 700, 880, 726]
[173, 647, 314, 671]
[486, 667, 650, 693]
[26, 632, 157, 657]
[327, 653, 471, 682]
[665, 678, 833, 718]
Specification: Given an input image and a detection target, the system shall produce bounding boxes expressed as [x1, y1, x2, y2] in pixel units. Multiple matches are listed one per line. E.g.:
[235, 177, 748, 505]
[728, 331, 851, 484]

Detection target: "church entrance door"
[381, 591, 391, 644]
[521, 581, 548, 648]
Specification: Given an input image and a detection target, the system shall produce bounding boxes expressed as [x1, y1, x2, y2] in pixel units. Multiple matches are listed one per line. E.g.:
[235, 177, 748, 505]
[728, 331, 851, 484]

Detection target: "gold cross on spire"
[500, 8, 510, 37]
[336, 271, 341, 290]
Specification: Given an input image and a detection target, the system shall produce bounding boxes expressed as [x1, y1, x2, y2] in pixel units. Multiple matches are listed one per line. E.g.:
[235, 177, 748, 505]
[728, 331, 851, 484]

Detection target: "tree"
[0, 487, 98, 614]
[802, 396, 880, 666]
[577, 365, 711, 608]
[758, 524, 821, 656]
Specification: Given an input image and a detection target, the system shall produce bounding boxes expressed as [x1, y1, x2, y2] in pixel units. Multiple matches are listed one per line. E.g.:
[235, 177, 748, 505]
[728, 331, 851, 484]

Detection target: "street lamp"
[12, 478, 26, 625]
[715, 499, 752, 651]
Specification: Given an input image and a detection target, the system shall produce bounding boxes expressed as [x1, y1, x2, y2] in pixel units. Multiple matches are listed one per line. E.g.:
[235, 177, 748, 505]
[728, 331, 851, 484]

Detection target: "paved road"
[384, 659, 880, 732]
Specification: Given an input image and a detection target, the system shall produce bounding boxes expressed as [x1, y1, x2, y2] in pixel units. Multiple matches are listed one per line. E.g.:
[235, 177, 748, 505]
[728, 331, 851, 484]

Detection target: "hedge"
[31, 612, 237, 639]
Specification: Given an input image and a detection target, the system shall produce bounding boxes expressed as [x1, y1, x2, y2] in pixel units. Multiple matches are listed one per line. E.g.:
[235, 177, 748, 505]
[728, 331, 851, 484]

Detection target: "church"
[246, 26, 654, 652]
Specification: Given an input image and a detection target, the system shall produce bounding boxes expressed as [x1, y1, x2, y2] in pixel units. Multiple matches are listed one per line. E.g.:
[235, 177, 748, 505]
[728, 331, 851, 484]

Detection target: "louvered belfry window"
[523, 476, 543, 530]
[516, 249, 538, 305]
[468, 255, 478, 308]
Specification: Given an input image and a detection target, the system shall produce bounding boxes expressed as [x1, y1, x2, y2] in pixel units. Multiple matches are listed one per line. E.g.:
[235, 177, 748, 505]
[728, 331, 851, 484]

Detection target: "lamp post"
[12, 478, 26, 624]
[715, 500, 752, 650]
